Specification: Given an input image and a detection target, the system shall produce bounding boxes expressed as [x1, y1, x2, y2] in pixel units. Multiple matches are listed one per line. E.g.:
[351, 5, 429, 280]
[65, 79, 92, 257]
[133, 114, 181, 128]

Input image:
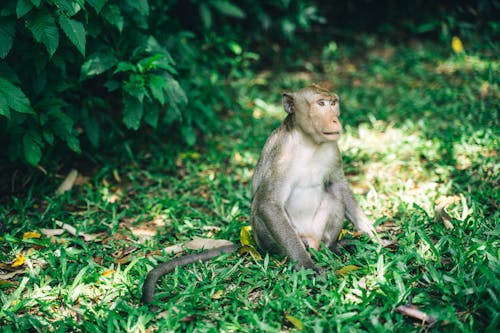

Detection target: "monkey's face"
[308, 94, 342, 142]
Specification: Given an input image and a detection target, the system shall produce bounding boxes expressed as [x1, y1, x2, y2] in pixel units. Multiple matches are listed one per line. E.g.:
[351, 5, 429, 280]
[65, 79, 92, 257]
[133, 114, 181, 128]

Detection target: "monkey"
[141, 85, 377, 306]
[250, 85, 376, 272]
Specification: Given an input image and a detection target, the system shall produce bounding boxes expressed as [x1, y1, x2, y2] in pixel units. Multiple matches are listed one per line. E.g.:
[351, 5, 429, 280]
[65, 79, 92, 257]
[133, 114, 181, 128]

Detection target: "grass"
[1, 35, 498, 332]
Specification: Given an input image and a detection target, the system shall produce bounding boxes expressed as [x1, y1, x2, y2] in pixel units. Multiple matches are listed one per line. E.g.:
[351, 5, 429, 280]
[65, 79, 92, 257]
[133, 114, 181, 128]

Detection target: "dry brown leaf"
[55, 221, 103, 242]
[0, 269, 25, 280]
[211, 290, 223, 299]
[40, 228, 65, 237]
[56, 169, 79, 195]
[395, 305, 437, 324]
[435, 195, 460, 229]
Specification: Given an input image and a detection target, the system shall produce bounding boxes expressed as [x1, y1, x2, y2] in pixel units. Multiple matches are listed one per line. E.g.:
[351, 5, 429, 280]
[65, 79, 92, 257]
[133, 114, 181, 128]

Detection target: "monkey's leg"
[141, 244, 237, 306]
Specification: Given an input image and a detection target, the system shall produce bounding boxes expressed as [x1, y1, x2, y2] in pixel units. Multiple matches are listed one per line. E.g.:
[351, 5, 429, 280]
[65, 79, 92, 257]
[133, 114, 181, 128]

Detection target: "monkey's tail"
[141, 244, 237, 305]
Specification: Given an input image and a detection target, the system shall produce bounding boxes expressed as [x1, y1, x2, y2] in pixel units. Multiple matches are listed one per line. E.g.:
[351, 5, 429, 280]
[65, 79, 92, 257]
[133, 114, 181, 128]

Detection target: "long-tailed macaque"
[141, 85, 376, 306]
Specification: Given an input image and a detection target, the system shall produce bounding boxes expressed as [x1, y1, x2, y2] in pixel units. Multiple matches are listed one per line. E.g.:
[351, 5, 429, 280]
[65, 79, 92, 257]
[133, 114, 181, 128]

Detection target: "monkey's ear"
[282, 93, 295, 114]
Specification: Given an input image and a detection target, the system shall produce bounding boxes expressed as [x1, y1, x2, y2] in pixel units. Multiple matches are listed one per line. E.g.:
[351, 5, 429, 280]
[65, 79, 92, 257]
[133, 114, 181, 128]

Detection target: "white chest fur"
[284, 139, 339, 238]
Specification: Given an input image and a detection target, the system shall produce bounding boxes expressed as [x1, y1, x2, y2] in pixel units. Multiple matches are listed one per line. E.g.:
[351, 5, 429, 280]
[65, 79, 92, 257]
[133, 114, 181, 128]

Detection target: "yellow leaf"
[23, 231, 41, 240]
[285, 315, 304, 330]
[336, 265, 360, 276]
[102, 269, 115, 277]
[337, 229, 348, 240]
[0, 280, 15, 287]
[11, 253, 25, 267]
[211, 290, 223, 299]
[452, 36, 464, 53]
[240, 226, 256, 247]
[113, 169, 121, 182]
[239, 245, 262, 260]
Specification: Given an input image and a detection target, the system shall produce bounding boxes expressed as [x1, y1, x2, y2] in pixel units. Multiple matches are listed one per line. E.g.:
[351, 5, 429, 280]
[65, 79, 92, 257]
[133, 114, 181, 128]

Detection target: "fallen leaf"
[101, 270, 114, 277]
[239, 245, 262, 260]
[0, 269, 25, 279]
[395, 305, 437, 325]
[451, 36, 464, 53]
[435, 195, 460, 229]
[285, 315, 304, 330]
[56, 169, 79, 195]
[23, 231, 41, 240]
[40, 228, 65, 237]
[11, 253, 25, 267]
[337, 265, 360, 276]
[240, 226, 257, 247]
[55, 221, 102, 242]
[113, 169, 121, 182]
[211, 290, 223, 299]
[0, 280, 15, 287]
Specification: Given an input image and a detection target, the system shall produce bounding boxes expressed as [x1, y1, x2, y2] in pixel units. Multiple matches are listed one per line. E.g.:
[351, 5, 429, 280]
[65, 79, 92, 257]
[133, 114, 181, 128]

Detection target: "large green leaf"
[26, 11, 59, 57]
[102, 4, 123, 32]
[0, 18, 16, 59]
[0, 77, 35, 115]
[80, 51, 117, 78]
[162, 73, 187, 113]
[123, 94, 143, 130]
[86, 0, 108, 14]
[199, 4, 212, 29]
[58, 15, 86, 56]
[23, 131, 42, 165]
[148, 74, 166, 104]
[210, 1, 245, 19]
[0, 93, 9, 118]
[126, 0, 149, 16]
[16, 0, 33, 18]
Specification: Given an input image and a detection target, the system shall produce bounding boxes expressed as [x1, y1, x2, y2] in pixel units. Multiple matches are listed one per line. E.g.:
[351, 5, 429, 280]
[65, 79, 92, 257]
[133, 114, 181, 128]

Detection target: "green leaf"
[58, 15, 85, 56]
[82, 111, 100, 146]
[181, 125, 196, 145]
[143, 102, 159, 128]
[17, 0, 33, 18]
[102, 4, 123, 32]
[199, 4, 212, 29]
[162, 73, 187, 113]
[123, 73, 146, 102]
[0, 77, 35, 114]
[48, 109, 81, 153]
[81, 51, 117, 78]
[210, 1, 245, 19]
[148, 74, 166, 104]
[0, 18, 16, 59]
[114, 62, 136, 74]
[30, 0, 42, 6]
[122, 94, 143, 130]
[26, 11, 59, 57]
[86, 0, 108, 13]
[126, 0, 149, 16]
[0, 93, 10, 119]
[23, 132, 42, 165]
[50, 0, 80, 16]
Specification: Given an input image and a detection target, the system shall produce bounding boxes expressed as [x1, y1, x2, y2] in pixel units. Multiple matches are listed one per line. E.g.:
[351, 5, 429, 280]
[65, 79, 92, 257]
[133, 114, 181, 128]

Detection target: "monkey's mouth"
[323, 131, 340, 136]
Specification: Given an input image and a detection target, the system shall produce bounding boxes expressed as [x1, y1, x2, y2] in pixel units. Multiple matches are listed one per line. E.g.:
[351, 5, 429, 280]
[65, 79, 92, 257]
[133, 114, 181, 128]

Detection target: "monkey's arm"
[141, 244, 237, 305]
[253, 184, 318, 271]
[341, 184, 376, 237]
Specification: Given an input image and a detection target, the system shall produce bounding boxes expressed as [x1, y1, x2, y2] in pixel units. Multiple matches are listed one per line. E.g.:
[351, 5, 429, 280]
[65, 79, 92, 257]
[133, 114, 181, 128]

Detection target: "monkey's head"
[282, 86, 342, 143]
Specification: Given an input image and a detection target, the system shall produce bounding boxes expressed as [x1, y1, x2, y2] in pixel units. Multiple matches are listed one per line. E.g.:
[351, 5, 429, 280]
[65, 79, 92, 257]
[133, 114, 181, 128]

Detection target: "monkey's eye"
[318, 100, 325, 107]
[331, 99, 337, 106]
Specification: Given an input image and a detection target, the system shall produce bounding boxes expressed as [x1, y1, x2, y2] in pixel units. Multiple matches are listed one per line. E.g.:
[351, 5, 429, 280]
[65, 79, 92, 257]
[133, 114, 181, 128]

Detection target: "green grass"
[1, 36, 499, 332]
